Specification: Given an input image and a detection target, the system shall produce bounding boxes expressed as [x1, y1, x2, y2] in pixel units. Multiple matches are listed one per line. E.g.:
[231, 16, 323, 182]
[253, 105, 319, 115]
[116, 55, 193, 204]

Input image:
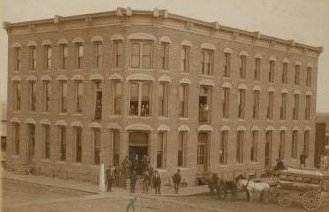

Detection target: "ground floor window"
[59, 126, 66, 161]
[279, 130, 285, 160]
[304, 130, 310, 156]
[92, 128, 101, 164]
[292, 130, 298, 159]
[251, 131, 258, 162]
[1, 136, 6, 152]
[220, 131, 228, 164]
[28, 124, 35, 158]
[74, 126, 82, 163]
[43, 125, 50, 159]
[236, 130, 244, 163]
[178, 131, 187, 167]
[112, 130, 120, 166]
[13, 124, 20, 155]
[197, 132, 209, 173]
[157, 131, 167, 169]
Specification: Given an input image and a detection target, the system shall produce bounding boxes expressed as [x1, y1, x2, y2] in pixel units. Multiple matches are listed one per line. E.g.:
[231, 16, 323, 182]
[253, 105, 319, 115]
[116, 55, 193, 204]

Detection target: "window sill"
[219, 164, 228, 167]
[181, 72, 190, 75]
[72, 68, 85, 72]
[56, 161, 66, 164]
[27, 70, 37, 73]
[72, 162, 83, 166]
[250, 162, 259, 165]
[12, 110, 21, 114]
[222, 76, 231, 80]
[128, 116, 152, 119]
[40, 112, 51, 115]
[158, 116, 169, 120]
[157, 169, 168, 173]
[58, 112, 68, 115]
[40, 159, 50, 162]
[238, 118, 246, 121]
[159, 69, 169, 73]
[222, 118, 230, 121]
[199, 74, 214, 78]
[109, 114, 122, 118]
[128, 68, 154, 72]
[73, 113, 83, 116]
[179, 117, 189, 121]
[112, 68, 124, 72]
[177, 167, 188, 170]
[11, 155, 19, 159]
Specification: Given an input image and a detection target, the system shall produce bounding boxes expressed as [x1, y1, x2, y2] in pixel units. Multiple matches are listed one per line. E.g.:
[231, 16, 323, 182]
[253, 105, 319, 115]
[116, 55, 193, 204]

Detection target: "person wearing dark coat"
[106, 167, 114, 192]
[153, 170, 161, 194]
[130, 170, 138, 193]
[143, 170, 151, 193]
[172, 169, 182, 194]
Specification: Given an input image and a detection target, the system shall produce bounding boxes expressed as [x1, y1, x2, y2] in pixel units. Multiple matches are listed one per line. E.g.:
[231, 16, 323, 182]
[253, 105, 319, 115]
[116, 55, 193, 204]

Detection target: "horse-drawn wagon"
[271, 167, 329, 210]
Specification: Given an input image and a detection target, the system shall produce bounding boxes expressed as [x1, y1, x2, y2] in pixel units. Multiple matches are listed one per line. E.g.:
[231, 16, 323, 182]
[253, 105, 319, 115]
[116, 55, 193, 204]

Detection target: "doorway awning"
[125, 124, 153, 131]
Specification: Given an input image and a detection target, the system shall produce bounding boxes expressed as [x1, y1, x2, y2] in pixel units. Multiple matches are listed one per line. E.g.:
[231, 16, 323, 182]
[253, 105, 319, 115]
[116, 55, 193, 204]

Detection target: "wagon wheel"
[277, 192, 292, 208]
[302, 191, 322, 211]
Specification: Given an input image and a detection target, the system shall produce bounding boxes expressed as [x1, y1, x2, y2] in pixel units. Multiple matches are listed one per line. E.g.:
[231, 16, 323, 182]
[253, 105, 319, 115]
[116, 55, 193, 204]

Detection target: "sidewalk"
[1, 170, 209, 197]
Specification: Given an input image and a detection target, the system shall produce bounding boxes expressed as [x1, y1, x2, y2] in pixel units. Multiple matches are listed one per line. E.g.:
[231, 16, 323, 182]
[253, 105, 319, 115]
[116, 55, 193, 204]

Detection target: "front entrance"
[197, 132, 210, 173]
[129, 132, 149, 160]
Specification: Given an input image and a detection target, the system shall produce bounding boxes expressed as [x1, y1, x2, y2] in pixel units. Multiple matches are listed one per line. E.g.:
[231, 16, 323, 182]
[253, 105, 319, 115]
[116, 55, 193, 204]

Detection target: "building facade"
[4, 8, 322, 185]
[315, 113, 329, 167]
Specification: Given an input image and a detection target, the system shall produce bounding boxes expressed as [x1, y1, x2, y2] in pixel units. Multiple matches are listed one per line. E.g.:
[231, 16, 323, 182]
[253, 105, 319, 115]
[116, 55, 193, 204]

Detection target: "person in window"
[300, 152, 307, 168]
[172, 169, 182, 194]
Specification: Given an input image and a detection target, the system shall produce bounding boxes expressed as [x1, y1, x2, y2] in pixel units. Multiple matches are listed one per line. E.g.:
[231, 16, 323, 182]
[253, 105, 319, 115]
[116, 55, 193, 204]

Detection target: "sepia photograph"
[0, 0, 329, 211]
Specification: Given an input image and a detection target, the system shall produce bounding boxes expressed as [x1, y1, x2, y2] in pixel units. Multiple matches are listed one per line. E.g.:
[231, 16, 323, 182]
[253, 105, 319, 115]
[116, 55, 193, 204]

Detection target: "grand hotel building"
[4, 8, 322, 185]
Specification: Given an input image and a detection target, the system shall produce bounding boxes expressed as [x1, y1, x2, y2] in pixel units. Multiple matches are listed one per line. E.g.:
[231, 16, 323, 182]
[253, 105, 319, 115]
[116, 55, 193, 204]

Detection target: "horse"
[205, 173, 238, 200]
[235, 175, 270, 202]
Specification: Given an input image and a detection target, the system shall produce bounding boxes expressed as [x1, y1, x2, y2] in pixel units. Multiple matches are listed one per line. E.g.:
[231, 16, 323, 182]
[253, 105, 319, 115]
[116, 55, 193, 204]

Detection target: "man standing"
[143, 170, 151, 193]
[172, 169, 182, 194]
[130, 170, 137, 193]
[153, 170, 161, 194]
[106, 166, 114, 192]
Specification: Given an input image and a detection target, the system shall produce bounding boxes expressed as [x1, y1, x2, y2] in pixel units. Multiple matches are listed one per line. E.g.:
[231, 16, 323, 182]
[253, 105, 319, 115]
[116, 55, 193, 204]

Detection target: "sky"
[0, 0, 328, 112]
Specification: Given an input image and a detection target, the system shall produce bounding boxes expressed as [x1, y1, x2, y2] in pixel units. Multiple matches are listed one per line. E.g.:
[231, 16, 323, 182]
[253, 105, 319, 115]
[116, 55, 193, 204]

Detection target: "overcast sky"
[1, 0, 328, 112]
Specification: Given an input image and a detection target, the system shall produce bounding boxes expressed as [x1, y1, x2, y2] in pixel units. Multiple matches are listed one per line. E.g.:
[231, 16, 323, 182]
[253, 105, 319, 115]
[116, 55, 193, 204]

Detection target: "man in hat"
[106, 166, 114, 192]
[172, 169, 182, 194]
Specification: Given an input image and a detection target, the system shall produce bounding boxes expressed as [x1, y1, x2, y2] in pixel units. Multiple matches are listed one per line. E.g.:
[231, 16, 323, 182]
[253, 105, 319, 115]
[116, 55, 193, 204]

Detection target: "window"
[131, 41, 152, 68]
[13, 123, 20, 155]
[240, 55, 247, 79]
[92, 128, 101, 164]
[280, 93, 287, 120]
[292, 130, 298, 159]
[29, 81, 36, 111]
[43, 125, 50, 159]
[43, 81, 51, 112]
[158, 82, 168, 117]
[251, 131, 258, 162]
[306, 67, 312, 86]
[178, 131, 187, 167]
[282, 62, 288, 83]
[129, 81, 151, 116]
[93, 41, 103, 68]
[199, 86, 212, 123]
[13, 81, 21, 111]
[305, 95, 311, 120]
[28, 124, 35, 157]
[60, 82, 67, 113]
[76, 43, 84, 69]
[113, 40, 123, 68]
[74, 126, 82, 162]
[253, 90, 260, 119]
[112, 130, 120, 166]
[179, 84, 188, 117]
[94, 82, 102, 120]
[293, 94, 299, 120]
[269, 60, 275, 83]
[236, 130, 244, 163]
[30, 46, 37, 70]
[265, 130, 273, 168]
[220, 131, 228, 164]
[294, 65, 300, 85]
[238, 89, 246, 119]
[304, 131, 310, 156]
[59, 126, 66, 161]
[224, 52, 231, 77]
[113, 81, 122, 115]
[45, 45, 52, 70]
[254, 58, 260, 81]
[160, 42, 169, 70]
[201, 49, 214, 75]
[14, 47, 21, 71]
[197, 133, 209, 166]
[60, 44, 68, 69]
[181, 45, 190, 72]
[222, 87, 230, 118]
[157, 132, 167, 169]
[279, 130, 285, 160]
[267, 92, 274, 120]
[75, 81, 83, 113]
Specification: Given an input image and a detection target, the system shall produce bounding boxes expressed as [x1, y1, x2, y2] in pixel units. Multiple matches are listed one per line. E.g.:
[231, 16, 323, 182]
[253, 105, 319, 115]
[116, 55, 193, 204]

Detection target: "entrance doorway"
[129, 132, 149, 160]
[197, 132, 210, 173]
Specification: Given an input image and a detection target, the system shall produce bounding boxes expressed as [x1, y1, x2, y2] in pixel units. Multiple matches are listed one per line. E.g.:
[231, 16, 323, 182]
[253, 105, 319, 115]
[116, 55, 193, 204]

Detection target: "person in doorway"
[143, 169, 151, 193]
[106, 166, 114, 192]
[153, 170, 161, 194]
[172, 169, 182, 194]
[300, 152, 307, 168]
[130, 170, 138, 193]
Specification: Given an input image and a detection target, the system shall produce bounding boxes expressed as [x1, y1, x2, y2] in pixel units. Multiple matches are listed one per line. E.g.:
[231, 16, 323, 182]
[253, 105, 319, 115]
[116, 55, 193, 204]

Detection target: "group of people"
[105, 155, 182, 194]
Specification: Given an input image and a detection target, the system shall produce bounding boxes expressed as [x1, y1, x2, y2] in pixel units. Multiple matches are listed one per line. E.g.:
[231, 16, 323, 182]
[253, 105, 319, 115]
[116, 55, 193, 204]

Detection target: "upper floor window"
[179, 84, 188, 117]
[305, 95, 311, 120]
[158, 82, 168, 117]
[60, 44, 68, 69]
[129, 81, 151, 116]
[75, 81, 83, 113]
[14, 47, 21, 71]
[306, 67, 312, 86]
[112, 80, 122, 115]
[253, 90, 260, 119]
[240, 55, 247, 79]
[30, 46, 37, 70]
[43, 81, 51, 112]
[76, 43, 84, 69]
[93, 82, 102, 120]
[29, 81, 36, 111]
[254, 58, 260, 81]
[60, 81, 67, 113]
[282, 62, 288, 84]
[293, 94, 299, 120]
[131, 41, 152, 69]
[201, 49, 214, 75]
[13, 81, 21, 111]
[199, 86, 212, 123]
[181, 45, 190, 72]
[280, 93, 287, 120]
[93, 41, 103, 68]
[238, 89, 246, 119]
[294, 64, 300, 85]
[113, 40, 123, 68]
[45, 45, 52, 70]
[269, 60, 275, 83]
[267, 91, 274, 120]
[222, 87, 230, 118]
[160, 42, 169, 70]
[224, 52, 231, 77]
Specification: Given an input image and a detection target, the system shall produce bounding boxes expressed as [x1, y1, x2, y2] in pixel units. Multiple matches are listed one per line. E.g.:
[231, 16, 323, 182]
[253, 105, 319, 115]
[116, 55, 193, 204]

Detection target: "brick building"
[4, 8, 322, 185]
[315, 113, 329, 167]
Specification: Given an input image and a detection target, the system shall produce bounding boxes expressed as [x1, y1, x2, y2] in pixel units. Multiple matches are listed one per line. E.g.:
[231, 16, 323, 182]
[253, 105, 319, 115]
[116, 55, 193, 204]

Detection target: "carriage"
[270, 167, 329, 210]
